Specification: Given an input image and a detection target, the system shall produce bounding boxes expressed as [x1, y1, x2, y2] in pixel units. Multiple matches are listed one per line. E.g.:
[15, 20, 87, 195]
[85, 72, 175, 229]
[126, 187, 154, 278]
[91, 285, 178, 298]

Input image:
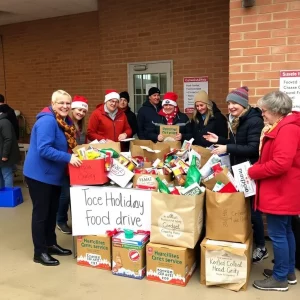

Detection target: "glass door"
[128, 60, 173, 113]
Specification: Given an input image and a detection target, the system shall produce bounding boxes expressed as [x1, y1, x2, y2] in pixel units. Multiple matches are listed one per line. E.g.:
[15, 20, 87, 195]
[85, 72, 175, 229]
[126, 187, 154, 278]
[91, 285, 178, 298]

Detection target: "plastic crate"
[0, 187, 24, 207]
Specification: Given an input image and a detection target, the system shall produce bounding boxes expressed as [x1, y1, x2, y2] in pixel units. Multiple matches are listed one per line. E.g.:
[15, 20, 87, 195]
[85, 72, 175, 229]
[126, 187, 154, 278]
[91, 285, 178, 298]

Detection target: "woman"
[56, 95, 88, 234]
[0, 106, 20, 188]
[204, 86, 267, 264]
[24, 90, 81, 266]
[147, 92, 192, 143]
[248, 91, 300, 291]
[191, 90, 227, 147]
[119, 91, 138, 151]
[87, 90, 132, 149]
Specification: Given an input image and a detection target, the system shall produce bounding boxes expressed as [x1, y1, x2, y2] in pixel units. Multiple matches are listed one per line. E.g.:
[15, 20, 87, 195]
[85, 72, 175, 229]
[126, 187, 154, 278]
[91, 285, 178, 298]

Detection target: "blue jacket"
[23, 107, 72, 186]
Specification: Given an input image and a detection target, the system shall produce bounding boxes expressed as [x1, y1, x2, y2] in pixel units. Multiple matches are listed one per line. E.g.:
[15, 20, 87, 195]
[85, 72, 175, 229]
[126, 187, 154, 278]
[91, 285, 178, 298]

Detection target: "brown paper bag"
[202, 168, 231, 191]
[191, 145, 212, 167]
[205, 189, 251, 243]
[73, 142, 121, 153]
[200, 234, 253, 291]
[151, 190, 205, 248]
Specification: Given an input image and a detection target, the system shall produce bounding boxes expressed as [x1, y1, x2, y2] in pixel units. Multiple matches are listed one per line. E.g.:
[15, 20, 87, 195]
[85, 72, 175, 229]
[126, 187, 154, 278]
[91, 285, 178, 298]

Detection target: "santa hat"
[162, 92, 178, 107]
[104, 89, 120, 103]
[71, 95, 88, 111]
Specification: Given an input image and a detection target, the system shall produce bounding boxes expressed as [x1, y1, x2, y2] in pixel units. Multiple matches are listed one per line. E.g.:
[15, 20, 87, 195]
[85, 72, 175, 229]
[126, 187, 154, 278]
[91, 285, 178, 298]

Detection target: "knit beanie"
[194, 90, 212, 107]
[104, 89, 120, 103]
[226, 86, 249, 108]
[148, 87, 160, 97]
[119, 91, 130, 102]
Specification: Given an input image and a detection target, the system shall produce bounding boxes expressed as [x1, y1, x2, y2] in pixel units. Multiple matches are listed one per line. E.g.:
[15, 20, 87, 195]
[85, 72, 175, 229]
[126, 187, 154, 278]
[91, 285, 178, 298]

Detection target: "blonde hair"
[192, 105, 213, 126]
[69, 109, 86, 135]
[51, 90, 72, 103]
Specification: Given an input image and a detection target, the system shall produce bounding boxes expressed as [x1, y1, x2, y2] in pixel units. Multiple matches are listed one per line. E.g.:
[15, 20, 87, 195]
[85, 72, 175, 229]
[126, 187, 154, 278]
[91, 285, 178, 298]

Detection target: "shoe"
[34, 253, 60, 266]
[263, 269, 297, 285]
[253, 247, 269, 264]
[48, 244, 72, 256]
[253, 277, 289, 292]
[57, 223, 72, 234]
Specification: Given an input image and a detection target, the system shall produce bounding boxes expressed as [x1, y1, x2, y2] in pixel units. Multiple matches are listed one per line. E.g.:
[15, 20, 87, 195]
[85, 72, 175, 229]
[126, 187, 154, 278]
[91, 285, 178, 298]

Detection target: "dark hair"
[0, 94, 5, 103]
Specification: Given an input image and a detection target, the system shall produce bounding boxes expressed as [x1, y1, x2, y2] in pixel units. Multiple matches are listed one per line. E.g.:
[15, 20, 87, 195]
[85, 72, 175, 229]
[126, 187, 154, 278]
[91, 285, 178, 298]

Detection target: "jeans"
[26, 176, 61, 255]
[251, 197, 265, 248]
[56, 176, 70, 225]
[0, 166, 13, 189]
[267, 214, 296, 281]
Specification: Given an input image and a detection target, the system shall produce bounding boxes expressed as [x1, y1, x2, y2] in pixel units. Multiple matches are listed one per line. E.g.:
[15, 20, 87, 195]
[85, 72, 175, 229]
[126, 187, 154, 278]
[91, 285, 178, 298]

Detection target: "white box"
[107, 159, 134, 188]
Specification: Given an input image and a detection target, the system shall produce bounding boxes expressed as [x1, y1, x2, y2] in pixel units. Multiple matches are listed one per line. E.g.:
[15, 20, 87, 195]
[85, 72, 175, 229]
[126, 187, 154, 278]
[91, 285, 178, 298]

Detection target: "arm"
[87, 111, 107, 141]
[249, 125, 300, 180]
[36, 119, 71, 163]
[1, 120, 13, 158]
[227, 118, 264, 157]
[137, 109, 146, 140]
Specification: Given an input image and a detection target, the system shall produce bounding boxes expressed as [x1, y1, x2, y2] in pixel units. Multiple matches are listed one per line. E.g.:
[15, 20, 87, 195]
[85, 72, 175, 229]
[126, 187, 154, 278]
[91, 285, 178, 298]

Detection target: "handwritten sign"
[68, 160, 109, 185]
[70, 186, 151, 235]
[159, 125, 179, 141]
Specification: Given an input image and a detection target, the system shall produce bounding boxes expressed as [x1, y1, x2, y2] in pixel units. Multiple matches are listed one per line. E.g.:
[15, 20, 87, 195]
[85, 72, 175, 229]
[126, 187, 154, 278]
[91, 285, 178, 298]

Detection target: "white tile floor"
[0, 185, 299, 300]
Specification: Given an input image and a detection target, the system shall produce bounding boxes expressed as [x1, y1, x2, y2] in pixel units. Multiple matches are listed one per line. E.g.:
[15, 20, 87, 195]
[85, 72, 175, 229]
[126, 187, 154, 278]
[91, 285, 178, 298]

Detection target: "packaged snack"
[105, 152, 112, 171]
[76, 147, 86, 160]
[118, 154, 130, 166]
[172, 166, 185, 186]
[181, 183, 203, 196]
[184, 155, 201, 187]
[100, 148, 119, 158]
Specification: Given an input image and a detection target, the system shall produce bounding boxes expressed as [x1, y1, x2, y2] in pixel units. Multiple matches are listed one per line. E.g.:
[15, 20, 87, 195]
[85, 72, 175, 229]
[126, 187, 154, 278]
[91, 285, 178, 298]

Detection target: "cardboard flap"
[73, 142, 121, 153]
[191, 145, 212, 167]
[130, 140, 153, 157]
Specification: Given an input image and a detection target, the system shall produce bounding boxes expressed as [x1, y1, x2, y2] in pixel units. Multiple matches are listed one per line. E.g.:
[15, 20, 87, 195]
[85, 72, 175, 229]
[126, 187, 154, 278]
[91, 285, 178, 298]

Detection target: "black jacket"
[0, 113, 21, 167]
[137, 99, 162, 140]
[147, 110, 192, 143]
[0, 104, 19, 140]
[123, 106, 138, 151]
[191, 102, 227, 147]
[218, 107, 264, 166]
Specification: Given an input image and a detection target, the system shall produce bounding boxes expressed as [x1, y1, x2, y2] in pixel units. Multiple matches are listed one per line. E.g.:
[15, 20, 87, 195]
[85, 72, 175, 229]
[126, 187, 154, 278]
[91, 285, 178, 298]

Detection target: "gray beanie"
[226, 86, 249, 108]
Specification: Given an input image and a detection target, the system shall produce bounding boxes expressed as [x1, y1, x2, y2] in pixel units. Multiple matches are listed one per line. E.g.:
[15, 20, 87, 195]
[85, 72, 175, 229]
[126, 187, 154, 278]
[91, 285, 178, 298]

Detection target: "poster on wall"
[183, 77, 209, 113]
[279, 70, 300, 111]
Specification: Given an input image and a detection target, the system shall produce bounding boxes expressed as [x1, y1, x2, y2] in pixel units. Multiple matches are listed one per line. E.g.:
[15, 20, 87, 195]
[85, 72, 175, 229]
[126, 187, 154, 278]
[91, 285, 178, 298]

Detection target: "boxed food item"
[112, 231, 149, 280]
[133, 173, 172, 190]
[146, 242, 196, 287]
[77, 235, 111, 270]
[200, 235, 253, 292]
[107, 159, 134, 188]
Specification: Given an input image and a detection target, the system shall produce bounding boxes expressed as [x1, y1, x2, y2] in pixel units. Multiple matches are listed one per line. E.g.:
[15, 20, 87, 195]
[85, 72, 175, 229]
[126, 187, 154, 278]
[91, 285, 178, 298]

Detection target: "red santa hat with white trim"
[162, 92, 178, 107]
[104, 89, 120, 103]
[71, 95, 88, 111]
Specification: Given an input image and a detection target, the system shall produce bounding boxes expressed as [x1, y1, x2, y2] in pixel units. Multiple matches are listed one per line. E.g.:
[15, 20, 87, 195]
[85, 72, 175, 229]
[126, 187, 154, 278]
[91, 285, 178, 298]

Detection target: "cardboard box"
[107, 159, 134, 188]
[73, 142, 121, 153]
[112, 232, 149, 280]
[200, 235, 253, 292]
[77, 235, 111, 270]
[146, 242, 196, 287]
[133, 173, 173, 190]
[69, 159, 109, 185]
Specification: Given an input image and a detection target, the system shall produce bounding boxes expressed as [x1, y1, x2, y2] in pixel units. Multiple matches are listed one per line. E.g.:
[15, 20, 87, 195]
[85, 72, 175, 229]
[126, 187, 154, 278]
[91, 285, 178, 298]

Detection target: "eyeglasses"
[56, 102, 71, 106]
[108, 100, 118, 104]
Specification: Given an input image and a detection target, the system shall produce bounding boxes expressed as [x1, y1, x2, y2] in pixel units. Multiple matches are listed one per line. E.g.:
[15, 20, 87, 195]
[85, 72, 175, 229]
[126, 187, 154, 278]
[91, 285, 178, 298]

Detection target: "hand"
[118, 133, 127, 141]
[1, 157, 8, 161]
[106, 139, 114, 142]
[157, 134, 164, 142]
[203, 132, 219, 143]
[175, 133, 182, 141]
[70, 154, 82, 167]
[211, 145, 227, 155]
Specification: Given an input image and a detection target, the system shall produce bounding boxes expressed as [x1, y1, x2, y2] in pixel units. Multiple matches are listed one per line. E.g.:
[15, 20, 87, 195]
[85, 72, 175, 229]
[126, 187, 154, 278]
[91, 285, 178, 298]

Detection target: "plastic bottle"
[156, 177, 171, 194]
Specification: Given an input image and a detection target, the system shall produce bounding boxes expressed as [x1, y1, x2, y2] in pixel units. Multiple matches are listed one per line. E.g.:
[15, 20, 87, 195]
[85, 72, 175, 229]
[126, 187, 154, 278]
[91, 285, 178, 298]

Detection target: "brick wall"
[98, 0, 229, 112]
[229, 0, 300, 104]
[0, 12, 101, 130]
[0, 36, 5, 95]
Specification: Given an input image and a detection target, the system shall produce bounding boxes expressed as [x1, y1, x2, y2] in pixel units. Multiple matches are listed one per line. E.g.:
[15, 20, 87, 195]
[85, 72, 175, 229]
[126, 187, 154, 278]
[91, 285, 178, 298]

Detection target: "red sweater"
[248, 112, 300, 215]
[87, 104, 132, 142]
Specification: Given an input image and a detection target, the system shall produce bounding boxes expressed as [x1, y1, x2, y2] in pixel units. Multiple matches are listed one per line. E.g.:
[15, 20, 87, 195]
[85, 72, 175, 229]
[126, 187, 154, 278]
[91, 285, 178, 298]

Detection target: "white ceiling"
[0, 0, 98, 26]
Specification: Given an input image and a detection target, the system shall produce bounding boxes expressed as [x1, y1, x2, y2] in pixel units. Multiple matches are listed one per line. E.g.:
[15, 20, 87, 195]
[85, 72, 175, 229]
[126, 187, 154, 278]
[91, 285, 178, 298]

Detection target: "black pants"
[26, 177, 61, 255]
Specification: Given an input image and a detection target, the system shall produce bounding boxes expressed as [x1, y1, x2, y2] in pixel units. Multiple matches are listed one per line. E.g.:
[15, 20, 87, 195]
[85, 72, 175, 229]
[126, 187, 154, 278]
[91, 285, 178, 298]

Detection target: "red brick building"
[0, 0, 299, 133]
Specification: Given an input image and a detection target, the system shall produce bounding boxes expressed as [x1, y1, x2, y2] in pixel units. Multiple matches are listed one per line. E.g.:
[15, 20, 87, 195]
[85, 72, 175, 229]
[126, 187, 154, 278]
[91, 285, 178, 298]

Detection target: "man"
[87, 90, 132, 145]
[137, 87, 162, 141]
[0, 94, 19, 140]
[0, 107, 20, 188]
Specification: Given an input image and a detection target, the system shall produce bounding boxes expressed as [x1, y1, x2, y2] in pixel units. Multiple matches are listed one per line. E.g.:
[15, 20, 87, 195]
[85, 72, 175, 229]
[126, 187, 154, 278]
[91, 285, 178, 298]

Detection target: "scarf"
[158, 107, 178, 125]
[228, 105, 251, 135]
[54, 111, 77, 150]
[104, 104, 118, 120]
